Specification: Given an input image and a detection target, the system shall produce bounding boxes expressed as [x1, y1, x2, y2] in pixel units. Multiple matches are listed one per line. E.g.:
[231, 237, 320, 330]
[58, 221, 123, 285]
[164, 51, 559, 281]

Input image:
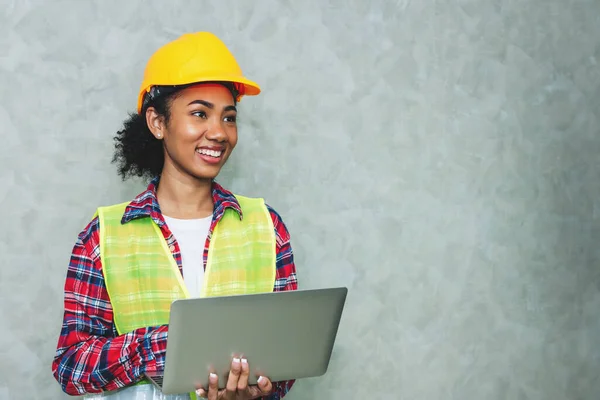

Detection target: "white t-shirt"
[163, 214, 212, 298]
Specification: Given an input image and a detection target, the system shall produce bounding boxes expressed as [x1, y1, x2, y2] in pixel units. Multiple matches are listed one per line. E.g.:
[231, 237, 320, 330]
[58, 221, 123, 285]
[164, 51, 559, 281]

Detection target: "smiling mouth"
[196, 148, 223, 158]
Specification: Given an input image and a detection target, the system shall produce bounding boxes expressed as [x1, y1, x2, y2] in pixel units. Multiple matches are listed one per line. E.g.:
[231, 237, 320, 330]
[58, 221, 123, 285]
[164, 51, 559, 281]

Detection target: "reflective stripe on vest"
[97, 195, 276, 336]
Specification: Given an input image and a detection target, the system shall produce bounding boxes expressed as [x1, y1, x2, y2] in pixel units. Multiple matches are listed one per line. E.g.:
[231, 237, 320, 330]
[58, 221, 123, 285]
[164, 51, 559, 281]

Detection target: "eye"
[192, 110, 207, 119]
[224, 115, 237, 123]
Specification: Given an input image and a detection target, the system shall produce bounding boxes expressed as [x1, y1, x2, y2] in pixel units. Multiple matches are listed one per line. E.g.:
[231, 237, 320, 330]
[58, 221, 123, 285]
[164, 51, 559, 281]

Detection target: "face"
[147, 83, 238, 181]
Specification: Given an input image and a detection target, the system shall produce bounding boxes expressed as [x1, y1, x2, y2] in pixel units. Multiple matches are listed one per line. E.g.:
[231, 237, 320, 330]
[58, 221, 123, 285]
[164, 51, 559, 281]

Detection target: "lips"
[195, 146, 224, 165]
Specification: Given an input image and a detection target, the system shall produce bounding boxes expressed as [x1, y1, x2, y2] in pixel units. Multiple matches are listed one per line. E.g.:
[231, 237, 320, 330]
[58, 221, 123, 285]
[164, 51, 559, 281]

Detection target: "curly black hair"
[112, 82, 239, 181]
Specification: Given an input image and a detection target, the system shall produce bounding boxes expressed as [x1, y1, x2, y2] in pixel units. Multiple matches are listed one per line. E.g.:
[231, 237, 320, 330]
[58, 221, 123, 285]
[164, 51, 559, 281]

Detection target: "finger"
[195, 388, 207, 399]
[257, 376, 273, 394]
[237, 358, 250, 392]
[225, 357, 242, 394]
[207, 373, 219, 400]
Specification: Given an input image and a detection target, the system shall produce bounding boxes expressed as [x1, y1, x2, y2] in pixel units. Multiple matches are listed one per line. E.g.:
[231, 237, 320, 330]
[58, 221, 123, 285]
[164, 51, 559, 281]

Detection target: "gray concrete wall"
[1, 0, 599, 399]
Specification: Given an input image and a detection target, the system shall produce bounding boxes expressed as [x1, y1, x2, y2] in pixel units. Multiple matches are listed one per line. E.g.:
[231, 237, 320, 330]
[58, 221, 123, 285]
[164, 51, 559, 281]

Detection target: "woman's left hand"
[196, 357, 273, 400]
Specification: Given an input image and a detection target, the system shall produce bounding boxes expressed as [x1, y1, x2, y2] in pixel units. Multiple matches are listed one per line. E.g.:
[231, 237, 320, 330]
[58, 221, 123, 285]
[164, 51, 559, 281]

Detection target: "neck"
[156, 167, 214, 219]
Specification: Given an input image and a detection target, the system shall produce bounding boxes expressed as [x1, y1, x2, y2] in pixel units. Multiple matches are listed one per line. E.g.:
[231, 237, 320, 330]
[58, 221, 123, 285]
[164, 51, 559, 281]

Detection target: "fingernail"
[233, 357, 241, 363]
[241, 358, 248, 364]
[258, 376, 265, 383]
[210, 373, 217, 379]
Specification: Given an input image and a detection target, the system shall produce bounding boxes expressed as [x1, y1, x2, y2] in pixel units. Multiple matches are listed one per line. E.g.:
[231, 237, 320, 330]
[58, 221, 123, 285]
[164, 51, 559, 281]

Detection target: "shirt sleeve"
[264, 206, 298, 399]
[51, 217, 168, 395]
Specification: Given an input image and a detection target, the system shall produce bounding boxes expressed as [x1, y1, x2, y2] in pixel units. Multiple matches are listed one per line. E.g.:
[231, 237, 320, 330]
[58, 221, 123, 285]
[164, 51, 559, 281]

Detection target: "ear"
[146, 107, 166, 139]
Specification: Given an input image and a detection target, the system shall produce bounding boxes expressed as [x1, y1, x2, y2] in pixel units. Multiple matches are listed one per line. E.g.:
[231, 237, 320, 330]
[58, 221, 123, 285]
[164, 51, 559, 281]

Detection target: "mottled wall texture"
[1, 0, 599, 399]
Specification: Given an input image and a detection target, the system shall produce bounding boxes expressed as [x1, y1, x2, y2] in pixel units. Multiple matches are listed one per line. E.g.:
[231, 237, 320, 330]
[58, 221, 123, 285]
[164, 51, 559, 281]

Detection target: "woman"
[51, 32, 298, 400]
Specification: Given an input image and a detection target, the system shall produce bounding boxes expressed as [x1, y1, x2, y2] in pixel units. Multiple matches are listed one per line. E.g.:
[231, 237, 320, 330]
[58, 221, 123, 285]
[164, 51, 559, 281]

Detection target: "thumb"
[257, 376, 273, 394]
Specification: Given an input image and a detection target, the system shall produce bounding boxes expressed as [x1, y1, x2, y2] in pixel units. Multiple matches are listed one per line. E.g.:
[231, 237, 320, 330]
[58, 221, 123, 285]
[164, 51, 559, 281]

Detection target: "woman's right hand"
[195, 357, 273, 400]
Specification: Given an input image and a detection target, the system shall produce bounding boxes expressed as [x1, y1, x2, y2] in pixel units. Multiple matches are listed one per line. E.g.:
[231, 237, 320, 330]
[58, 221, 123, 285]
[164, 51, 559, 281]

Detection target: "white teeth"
[197, 149, 222, 157]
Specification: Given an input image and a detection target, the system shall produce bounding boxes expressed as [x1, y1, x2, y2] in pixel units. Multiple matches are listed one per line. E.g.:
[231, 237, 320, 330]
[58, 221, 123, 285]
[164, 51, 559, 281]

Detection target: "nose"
[205, 118, 227, 142]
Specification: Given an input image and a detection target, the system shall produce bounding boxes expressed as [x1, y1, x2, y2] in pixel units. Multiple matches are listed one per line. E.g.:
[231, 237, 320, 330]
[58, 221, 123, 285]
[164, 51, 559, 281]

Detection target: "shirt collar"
[121, 176, 243, 225]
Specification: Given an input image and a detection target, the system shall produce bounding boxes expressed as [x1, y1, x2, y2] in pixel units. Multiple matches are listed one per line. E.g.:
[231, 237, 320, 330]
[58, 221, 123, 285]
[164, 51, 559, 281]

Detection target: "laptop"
[144, 287, 348, 394]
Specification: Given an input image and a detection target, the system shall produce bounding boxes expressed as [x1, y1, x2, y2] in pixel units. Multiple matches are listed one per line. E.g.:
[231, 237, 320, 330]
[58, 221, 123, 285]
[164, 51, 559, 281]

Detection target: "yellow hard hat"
[137, 32, 261, 113]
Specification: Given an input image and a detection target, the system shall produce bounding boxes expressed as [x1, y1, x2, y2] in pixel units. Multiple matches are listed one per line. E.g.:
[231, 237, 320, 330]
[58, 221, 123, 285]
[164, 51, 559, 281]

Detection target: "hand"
[196, 357, 273, 400]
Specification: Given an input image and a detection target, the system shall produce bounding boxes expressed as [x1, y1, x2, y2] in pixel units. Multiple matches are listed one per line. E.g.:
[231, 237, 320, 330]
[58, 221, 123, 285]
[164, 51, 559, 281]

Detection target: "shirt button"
[169, 245, 175, 252]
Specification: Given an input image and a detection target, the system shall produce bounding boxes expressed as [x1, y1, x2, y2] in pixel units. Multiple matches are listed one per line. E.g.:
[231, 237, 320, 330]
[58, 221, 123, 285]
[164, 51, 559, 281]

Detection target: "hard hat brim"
[137, 76, 261, 114]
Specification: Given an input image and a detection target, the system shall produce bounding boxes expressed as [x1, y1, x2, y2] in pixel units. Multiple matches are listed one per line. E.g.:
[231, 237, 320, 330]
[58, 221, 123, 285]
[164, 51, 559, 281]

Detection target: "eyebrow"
[188, 100, 237, 112]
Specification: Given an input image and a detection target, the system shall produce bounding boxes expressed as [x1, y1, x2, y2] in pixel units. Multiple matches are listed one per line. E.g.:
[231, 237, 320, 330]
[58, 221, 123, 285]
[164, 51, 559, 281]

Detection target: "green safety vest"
[93, 195, 276, 398]
[97, 195, 277, 334]
[96, 195, 276, 399]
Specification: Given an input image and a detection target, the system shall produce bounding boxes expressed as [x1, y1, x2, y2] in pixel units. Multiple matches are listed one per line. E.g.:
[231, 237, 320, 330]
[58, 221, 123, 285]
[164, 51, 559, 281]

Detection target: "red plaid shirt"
[52, 178, 298, 398]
